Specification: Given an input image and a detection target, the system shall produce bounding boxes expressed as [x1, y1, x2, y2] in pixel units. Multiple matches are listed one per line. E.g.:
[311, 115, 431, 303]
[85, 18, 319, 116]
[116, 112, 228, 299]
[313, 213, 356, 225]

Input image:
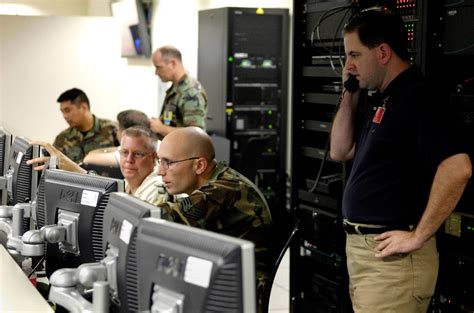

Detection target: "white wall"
[0, 15, 121, 142]
[0, 0, 292, 154]
[0, 0, 87, 16]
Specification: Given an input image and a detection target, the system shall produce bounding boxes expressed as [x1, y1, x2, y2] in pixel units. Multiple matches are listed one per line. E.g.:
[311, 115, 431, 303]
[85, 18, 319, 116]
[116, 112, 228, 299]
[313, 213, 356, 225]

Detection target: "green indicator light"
[268, 124, 273, 129]
[468, 226, 474, 231]
[267, 110, 273, 115]
[228, 56, 234, 62]
[262, 60, 273, 67]
[241, 60, 252, 67]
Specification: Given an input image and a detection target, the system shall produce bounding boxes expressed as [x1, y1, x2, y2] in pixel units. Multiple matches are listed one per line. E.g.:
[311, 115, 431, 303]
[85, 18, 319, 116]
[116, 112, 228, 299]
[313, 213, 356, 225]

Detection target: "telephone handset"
[343, 74, 359, 93]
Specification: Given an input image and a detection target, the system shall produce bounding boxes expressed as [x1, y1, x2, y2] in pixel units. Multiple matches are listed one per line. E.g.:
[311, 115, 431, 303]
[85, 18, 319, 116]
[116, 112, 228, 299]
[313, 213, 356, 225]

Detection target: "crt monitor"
[0, 127, 12, 205]
[4, 136, 39, 206]
[42, 169, 124, 277]
[133, 218, 256, 313]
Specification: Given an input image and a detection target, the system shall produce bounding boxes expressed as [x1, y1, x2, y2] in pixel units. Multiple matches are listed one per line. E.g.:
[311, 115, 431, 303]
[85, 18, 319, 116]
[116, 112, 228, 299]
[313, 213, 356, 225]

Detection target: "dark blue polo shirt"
[342, 66, 460, 225]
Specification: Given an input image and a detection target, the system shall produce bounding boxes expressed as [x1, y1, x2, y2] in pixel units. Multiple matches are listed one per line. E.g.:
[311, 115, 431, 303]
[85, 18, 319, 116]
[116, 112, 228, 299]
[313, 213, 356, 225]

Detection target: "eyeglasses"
[119, 150, 154, 160]
[157, 157, 200, 170]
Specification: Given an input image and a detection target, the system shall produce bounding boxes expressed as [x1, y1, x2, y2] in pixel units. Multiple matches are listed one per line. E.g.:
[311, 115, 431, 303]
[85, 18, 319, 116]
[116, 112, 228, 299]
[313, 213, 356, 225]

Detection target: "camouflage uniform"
[159, 74, 207, 129]
[53, 115, 118, 164]
[159, 162, 273, 311]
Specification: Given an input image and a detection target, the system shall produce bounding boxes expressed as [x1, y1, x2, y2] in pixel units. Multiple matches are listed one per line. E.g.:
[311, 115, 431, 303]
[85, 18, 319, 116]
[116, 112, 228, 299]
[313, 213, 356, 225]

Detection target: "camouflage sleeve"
[53, 133, 66, 154]
[159, 201, 193, 226]
[157, 177, 271, 307]
[97, 119, 119, 147]
[157, 182, 228, 229]
[53, 131, 83, 163]
[180, 88, 207, 129]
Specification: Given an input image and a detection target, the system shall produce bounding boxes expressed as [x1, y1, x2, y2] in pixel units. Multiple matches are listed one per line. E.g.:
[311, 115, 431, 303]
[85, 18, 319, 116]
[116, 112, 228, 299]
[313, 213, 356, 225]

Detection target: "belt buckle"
[343, 220, 362, 235]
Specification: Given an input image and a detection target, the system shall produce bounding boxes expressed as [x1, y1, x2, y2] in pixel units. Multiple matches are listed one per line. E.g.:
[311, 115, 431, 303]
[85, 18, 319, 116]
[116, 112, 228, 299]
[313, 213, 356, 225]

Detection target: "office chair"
[261, 216, 300, 313]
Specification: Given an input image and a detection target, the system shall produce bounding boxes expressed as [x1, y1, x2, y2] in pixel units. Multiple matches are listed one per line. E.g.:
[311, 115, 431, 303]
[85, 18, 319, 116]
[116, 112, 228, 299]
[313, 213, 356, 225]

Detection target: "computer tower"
[198, 7, 289, 212]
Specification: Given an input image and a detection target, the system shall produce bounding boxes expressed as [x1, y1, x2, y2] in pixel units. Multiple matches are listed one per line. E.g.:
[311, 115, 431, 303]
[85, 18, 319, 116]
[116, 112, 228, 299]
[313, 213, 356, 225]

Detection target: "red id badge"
[372, 106, 386, 124]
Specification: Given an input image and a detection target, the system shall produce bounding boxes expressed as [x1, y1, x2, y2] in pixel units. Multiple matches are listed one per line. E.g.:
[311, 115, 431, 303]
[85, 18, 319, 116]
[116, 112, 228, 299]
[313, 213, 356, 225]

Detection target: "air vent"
[126, 232, 139, 311]
[91, 193, 109, 261]
[204, 263, 241, 312]
[36, 174, 47, 228]
[15, 150, 33, 204]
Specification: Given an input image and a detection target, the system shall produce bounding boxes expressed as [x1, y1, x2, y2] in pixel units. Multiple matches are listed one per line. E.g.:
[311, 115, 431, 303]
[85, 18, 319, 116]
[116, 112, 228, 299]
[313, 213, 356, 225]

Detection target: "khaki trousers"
[346, 234, 438, 313]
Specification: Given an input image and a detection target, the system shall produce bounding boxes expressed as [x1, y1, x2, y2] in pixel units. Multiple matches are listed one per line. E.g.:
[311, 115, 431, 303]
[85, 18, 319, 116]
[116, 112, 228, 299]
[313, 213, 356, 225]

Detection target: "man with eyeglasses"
[118, 126, 166, 204]
[154, 126, 273, 313]
[28, 126, 167, 206]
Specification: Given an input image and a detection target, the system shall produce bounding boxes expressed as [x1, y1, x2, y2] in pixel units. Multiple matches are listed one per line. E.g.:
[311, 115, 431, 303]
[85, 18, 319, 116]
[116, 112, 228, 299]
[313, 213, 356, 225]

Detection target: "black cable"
[308, 91, 346, 193]
[310, 6, 350, 53]
[332, 7, 359, 73]
[315, 6, 349, 53]
[307, 4, 360, 193]
[328, 6, 353, 76]
[28, 256, 45, 278]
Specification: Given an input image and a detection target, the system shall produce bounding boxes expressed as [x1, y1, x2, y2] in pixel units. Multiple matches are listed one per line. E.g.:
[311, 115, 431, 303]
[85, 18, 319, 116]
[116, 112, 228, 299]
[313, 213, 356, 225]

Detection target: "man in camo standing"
[53, 88, 118, 163]
[156, 126, 272, 313]
[150, 45, 207, 138]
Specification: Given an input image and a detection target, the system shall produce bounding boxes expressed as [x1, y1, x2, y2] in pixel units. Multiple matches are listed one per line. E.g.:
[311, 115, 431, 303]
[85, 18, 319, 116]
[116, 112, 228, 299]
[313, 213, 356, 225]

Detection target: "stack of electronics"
[290, 0, 432, 311]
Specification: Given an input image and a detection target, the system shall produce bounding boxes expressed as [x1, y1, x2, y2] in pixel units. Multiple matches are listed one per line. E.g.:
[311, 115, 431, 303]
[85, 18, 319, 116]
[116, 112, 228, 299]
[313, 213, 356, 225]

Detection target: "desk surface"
[0, 246, 53, 312]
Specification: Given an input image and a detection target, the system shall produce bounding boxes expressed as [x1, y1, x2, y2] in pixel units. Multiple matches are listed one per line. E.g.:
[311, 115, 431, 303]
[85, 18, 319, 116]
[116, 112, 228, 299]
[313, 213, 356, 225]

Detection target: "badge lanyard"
[372, 97, 389, 124]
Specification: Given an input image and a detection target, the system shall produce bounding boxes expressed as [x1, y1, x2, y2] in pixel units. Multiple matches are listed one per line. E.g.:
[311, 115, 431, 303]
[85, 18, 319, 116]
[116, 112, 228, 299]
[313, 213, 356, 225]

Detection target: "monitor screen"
[0, 127, 12, 205]
[43, 169, 124, 277]
[132, 218, 256, 313]
[101, 192, 161, 312]
[5, 136, 39, 206]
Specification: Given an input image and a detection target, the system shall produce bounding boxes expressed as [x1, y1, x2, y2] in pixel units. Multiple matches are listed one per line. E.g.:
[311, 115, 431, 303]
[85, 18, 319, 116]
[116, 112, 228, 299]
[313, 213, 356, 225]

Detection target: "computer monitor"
[47, 192, 161, 313]
[4, 136, 39, 206]
[132, 218, 256, 313]
[100, 192, 161, 312]
[42, 169, 124, 277]
[0, 127, 12, 205]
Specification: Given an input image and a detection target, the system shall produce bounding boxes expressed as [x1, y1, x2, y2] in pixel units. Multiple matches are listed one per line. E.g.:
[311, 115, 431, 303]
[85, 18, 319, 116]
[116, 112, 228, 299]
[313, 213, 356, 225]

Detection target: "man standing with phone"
[330, 7, 471, 312]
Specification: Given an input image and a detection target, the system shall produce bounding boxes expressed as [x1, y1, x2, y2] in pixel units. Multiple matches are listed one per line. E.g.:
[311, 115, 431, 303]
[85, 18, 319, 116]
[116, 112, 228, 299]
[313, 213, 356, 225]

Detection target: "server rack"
[290, 1, 432, 311]
[430, 1, 474, 311]
[198, 7, 289, 214]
